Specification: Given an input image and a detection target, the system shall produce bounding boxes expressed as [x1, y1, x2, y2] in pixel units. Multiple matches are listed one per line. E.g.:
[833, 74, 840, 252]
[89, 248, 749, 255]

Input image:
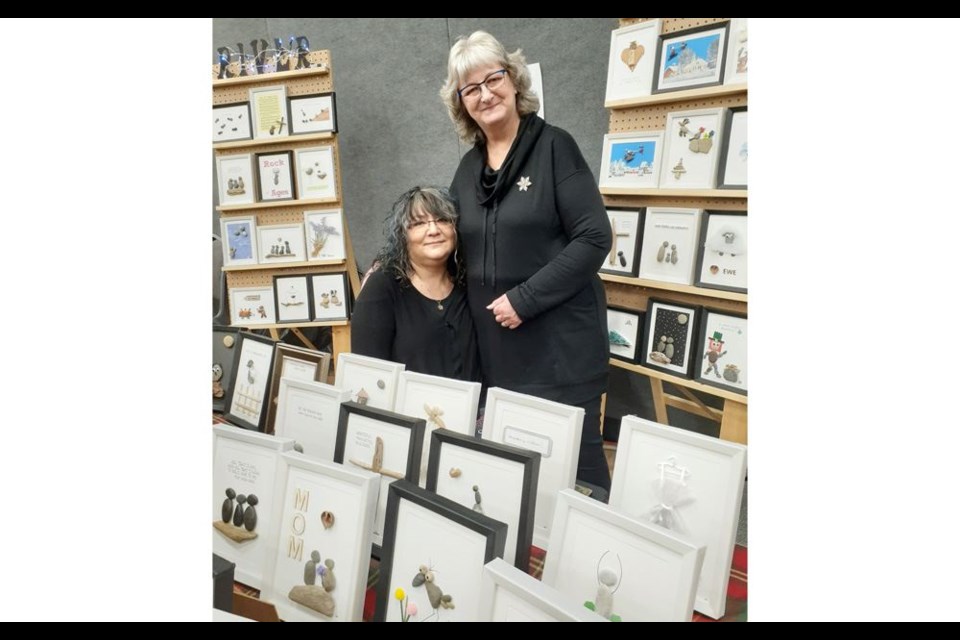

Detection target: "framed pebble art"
[333, 352, 404, 411]
[478, 558, 608, 622]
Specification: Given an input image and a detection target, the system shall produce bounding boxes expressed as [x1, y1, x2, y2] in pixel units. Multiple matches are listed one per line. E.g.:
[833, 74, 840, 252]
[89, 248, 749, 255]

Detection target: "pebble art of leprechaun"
[702, 331, 728, 379]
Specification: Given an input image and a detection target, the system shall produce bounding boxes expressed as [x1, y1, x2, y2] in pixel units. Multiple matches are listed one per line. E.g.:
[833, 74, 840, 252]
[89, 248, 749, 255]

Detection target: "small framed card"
[220, 216, 259, 268]
[229, 286, 277, 327]
[653, 22, 729, 94]
[607, 306, 643, 364]
[695, 210, 747, 293]
[212, 102, 252, 143]
[304, 209, 347, 262]
[265, 343, 333, 435]
[288, 92, 338, 135]
[310, 272, 351, 322]
[640, 299, 700, 378]
[295, 146, 338, 201]
[216, 153, 255, 206]
[273, 274, 313, 324]
[255, 151, 296, 202]
[249, 84, 289, 139]
[599, 208, 644, 277]
[257, 223, 306, 265]
[637, 207, 702, 285]
[599, 132, 664, 190]
[224, 331, 278, 431]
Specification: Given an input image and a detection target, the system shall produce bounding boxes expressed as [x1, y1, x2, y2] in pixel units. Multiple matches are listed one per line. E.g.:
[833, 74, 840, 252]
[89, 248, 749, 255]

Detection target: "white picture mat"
[257, 223, 305, 265]
[212, 425, 294, 589]
[722, 110, 748, 186]
[227, 333, 274, 422]
[304, 209, 347, 261]
[637, 208, 701, 285]
[334, 353, 404, 410]
[482, 387, 583, 550]
[478, 558, 608, 622]
[395, 371, 481, 485]
[434, 444, 526, 566]
[279, 356, 317, 382]
[383, 498, 491, 622]
[607, 308, 641, 361]
[723, 18, 748, 85]
[656, 25, 728, 91]
[310, 273, 349, 321]
[217, 154, 255, 206]
[342, 413, 415, 547]
[229, 286, 276, 327]
[699, 312, 748, 392]
[599, 131, 664, 189]
[263, 454, 377, 622]
[295, 146, 338, 201]
[256, 152, 294, 201]
[221, 216, 258, 267]
[698, 213, 747, 290]
[659, 108, 725, 189]
[526, 62, 544, 119]
[275, 378, 350, 461]
[543, 490, 704, 622]
[602, 209, 641, 275]
[275, 277, 311, 323]
[213, 103, 252, 142]
[604, 19, 661, 103]
[290, 94, 336, 134]
[609, 417, 746, 619]
[249, 84, 288, 139]
[644, 301, 697, 376]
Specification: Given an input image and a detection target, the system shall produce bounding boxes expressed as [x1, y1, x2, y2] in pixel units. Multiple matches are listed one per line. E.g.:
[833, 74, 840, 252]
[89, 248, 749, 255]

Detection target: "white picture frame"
[294, 146, 338, 202]
[212, 424, 295, 589]
[304, 209, 347, 262]
[609, 417, 747, 619]
[216, 153, 255, 206]
[274, 378, 350, 460]
[604, 19, 661, 104]
[659, 107, 726, 189]
[723, 18, 748, 86]
[256, 223, 306, 265]
[229, 286, 277, 327]
[543, 489, 705, 622]
[333, 352, 404, 410]
[262, 452, 378, 622]
[481, 387, 583, 550]
[374, 480, 507, 622]
[426, 429, 540, 570]
[637, 207, 702, 285]
[249, 84, 289, 140]
[220, 216, 259, 267]
[224, 331, 277, 431]
[395, 370, 481, 485]
[695, 210, 747, 293]
[598, 131, 664, 190]
[334, 402, 425, 550]
[478, 558, 608, 622]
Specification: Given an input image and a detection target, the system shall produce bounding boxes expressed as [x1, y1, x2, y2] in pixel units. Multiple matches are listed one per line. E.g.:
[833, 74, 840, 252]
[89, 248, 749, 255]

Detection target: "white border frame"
[249, 84, 289, 140]
[333, 352, 404, 410]
[262, 452, 378, 622]
[478, 558, 608, 622]
[256, 223, 306, 265]
[604, 19, 662, 103]
[221, 216, 259, 267]
[599, 131, 664, 190]
[637, 207, 702, 285]
[481, 387, 583, 550]
[216, 153, 255, 206]
[294, 146, 338, 202]
[543, 489, 705, 622]
[212, 424, 295, 589]
[609, 416, 746, 619]
[274, 378, 350, 461]
[659, 107, 726, 189]
[229, 285, 276, 326]
[304, 208, 347, 262]
[723, 18, 748, 85]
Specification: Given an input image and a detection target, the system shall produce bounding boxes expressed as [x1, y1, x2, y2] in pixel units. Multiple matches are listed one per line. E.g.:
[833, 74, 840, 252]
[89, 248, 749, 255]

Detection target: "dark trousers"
[575, 395, 611, 494]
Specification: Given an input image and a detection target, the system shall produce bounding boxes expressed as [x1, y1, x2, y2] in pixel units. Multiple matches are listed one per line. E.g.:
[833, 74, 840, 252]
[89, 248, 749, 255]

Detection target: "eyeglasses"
[407, 217, 454, 232]
[458, 69, 508, 101]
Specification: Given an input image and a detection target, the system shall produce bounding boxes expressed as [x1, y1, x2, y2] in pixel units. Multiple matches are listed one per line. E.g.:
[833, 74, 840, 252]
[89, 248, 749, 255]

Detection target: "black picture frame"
[272, 274, 313, 324]
[425, 429, 540, 571]
[288, 91, 338, 135]
[652, 21, 730, 94]
[374, 480, 508, 622]
[212, 101, 252, 143]
[310, 271, 352, 322]
[694, 210, 747, 294]
[254, 150, 296, 202]
[694, 308, 748, 396]
[599, 208, 644, 277]
[716, 105, 747, 189]
[607, 305, 645, 364]
[224, 330, 278, 431]
[640, 298, 700, 379]
[212, 325, 241, 413]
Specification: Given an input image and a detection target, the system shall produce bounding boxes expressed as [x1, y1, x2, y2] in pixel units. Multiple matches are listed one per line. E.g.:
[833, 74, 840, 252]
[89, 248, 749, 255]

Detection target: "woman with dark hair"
[350, 186, 481, 382]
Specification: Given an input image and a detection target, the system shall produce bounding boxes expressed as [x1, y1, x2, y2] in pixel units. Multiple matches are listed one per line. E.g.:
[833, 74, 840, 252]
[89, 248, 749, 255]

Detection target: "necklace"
[411, 272, 451, 312]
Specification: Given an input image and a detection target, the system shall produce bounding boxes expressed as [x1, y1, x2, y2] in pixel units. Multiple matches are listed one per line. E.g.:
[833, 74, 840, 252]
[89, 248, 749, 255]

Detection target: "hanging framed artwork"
[294, 146, 338, 202]
[659, 107, 726, 189]
[249, 84, 289, 140]
[695, 210, 747, 293]
[304, 209, 347, 262]
[310, 272, 351, 322]
[212, 424, 295, 589]
[264, 343, 333, 435]
[481, 387, 583, 550]
[598, 132, 664, 190]
[637, 207, 702, 285]
[220, 216, 259, 267]
[640, 299, 700, 378]
[333, 402, 425, 551]
[333, 352, 404, 410]
[395, 370, 482, 485]
[255, 151, 296, 202]
[604, 19, 661, 103]
[256, 223, 306, 265]
[426, 429, 540, 570]
[212, 102, 252, 143]
[609, 416, 747, 619]
[607, 306, 643, 364]
[599, 208, 644, 277]
[288, 92, 338, 135]
[716, 106, 747, 189]
[478, 558, 609, 622]
[695, 310, 747, 395]
[216, 153, 255, 206]
[273, 275, 312, 324]
[224, 330, 278, 431]
[212, 325, 241, 413]
[653, 21, 729, 94]
[542, 489, 705, 622]
[229, 286, 277, 327]
[374, 480, 507, 622]
[723, 18, 748, 85]
[274, 379, 349, 460]
[261, 452, 378, 622]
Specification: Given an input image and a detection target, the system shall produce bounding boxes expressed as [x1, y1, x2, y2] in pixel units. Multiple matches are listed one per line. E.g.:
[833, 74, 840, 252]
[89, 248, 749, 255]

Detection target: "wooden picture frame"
[264, 342, 333, 434]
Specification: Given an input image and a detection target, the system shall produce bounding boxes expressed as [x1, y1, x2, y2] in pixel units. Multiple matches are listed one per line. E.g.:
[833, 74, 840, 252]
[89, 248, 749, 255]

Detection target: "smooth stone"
[221, 498, 233, 523]
[321, 559, 336, 592]
[288, 585, 335, 617]
[243, 505, 257, 531]
[233, 495, 246, 527]
[246, 494, 259, 506]
[226, 488, 236, 499]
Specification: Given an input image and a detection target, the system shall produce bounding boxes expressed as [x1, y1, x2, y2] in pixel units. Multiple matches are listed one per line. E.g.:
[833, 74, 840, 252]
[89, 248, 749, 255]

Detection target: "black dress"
[350, 269, 482, 383]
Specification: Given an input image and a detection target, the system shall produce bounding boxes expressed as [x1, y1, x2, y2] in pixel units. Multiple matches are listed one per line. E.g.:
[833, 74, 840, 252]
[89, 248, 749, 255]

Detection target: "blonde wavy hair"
[440, 31, 541, 145]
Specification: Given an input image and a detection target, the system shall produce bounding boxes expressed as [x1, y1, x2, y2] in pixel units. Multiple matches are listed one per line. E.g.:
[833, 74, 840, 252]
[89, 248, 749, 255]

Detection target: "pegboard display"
[226, 262, 352, 290]
[604, 280, 745, 316]
[602, 193, 746, 211]
[608, 92, 747, 133]
[619, 18, 729, 33]
[212, 51, 333, 105]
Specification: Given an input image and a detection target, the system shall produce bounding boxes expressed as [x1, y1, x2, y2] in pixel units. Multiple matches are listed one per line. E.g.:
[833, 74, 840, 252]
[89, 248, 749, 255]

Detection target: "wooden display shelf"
[213, 131, 333, 151]
[610, 358, 747, 405]
[212, 64, 329, 87]
[218, 197, 339, 213]
[600, 273, 747, 303]
[233, 319, 349, 331]
[600, 187, 747, 199]
[605, 83, 747, 109]
[223, 258, 346, 272]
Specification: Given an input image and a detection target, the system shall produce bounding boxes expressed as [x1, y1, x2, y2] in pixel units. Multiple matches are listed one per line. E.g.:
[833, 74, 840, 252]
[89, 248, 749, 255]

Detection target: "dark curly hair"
[373, 186, 466, 287]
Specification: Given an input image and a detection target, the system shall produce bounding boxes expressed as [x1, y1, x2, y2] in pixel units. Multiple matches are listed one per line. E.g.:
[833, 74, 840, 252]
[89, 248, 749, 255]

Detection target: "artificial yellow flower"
[395, 587, 406, 601]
